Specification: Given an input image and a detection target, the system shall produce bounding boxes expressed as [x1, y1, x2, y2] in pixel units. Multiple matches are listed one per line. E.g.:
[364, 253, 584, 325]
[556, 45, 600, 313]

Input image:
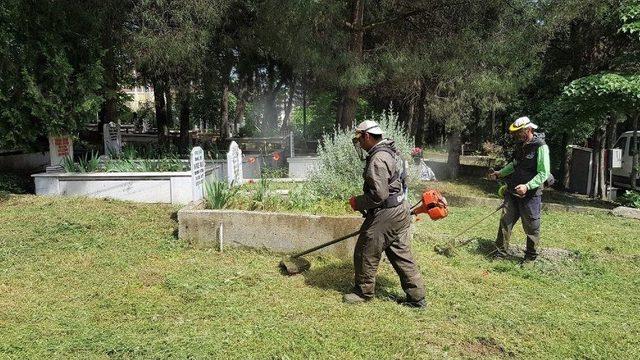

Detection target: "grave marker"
[47, 135, 74, 171]
[103, 122, 122, 156]
[190, 147, 206, 201]
[227, 141, 243, 186]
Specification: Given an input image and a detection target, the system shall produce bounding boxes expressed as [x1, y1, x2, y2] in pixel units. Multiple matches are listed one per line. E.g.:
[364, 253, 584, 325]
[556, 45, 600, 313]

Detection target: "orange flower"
[247, 157, 256, 164]
[272, 152, 281, 161]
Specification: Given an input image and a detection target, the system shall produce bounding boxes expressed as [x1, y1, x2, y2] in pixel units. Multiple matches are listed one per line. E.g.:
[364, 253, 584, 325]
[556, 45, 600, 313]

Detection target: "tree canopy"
[0, 0, 638, 186]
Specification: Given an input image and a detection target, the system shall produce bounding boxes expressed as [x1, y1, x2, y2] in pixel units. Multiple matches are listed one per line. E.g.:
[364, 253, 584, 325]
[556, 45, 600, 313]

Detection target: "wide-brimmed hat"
[509, 116, 538, 132]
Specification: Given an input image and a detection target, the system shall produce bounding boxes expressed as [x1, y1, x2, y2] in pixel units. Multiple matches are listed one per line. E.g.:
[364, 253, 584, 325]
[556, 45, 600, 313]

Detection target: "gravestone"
[227, 141, 243, 186]
[47, 135, 74, 172]
[103, 122, 122, 156]
[190, 147, 206, 201]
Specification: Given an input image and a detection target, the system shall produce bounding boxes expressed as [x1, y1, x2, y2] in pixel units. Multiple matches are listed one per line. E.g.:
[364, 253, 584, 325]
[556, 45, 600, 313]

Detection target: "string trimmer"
[433, 168, 520, 257]
[433, 200, 505, 257]
[279, 189, 449, 275]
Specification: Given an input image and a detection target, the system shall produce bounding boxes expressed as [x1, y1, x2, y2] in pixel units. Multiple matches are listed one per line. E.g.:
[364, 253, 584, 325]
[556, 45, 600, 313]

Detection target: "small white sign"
[191, 147, 206, 201]
[227, 141, 243, 186]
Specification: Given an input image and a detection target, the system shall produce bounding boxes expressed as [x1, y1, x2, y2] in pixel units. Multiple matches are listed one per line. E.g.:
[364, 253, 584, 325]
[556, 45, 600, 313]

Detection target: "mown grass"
[1, 195, 639, 358]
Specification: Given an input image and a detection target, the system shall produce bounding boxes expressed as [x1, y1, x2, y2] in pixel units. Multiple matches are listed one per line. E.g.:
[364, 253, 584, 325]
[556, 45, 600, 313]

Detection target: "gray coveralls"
[352, 140, 425, 302]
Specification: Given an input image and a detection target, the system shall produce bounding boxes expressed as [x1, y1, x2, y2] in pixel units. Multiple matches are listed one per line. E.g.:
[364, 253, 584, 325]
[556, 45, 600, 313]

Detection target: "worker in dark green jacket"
[489, 116, 551, 262]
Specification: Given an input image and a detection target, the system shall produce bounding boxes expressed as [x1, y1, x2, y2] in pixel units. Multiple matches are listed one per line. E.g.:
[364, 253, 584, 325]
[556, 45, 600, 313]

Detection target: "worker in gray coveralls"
[489, 116, 552, 262]
[343, 120, 426, 308]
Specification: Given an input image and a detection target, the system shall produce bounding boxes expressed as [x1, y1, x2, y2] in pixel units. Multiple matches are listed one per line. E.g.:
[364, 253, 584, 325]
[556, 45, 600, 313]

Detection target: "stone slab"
[287, 156, 320, 179]
[60, 179, 172, 203]
[32, 168, 219, 204]
[611, 206, 640, 220]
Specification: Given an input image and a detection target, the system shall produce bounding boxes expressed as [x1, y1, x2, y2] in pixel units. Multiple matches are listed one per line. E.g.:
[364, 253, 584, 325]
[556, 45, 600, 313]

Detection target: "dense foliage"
[1, 0, 638, 190]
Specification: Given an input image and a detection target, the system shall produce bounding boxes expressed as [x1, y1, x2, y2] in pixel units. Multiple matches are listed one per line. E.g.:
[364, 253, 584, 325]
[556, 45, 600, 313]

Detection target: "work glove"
[348, 196, 358, 211]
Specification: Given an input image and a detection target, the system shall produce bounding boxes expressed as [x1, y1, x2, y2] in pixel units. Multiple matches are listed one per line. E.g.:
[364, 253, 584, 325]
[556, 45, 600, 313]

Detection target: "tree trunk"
[337, 0, 364, 130]
[153, 79, 168, 148]
[263, 92, 278, 135]
[335, 91, 344, 129]
[599, 146, 607, 200]
[631, 113, 639, 190]
[165, 83, 173, 129]
[447, 131, 462, 179]
[98, 18, 117, 150]
[560, 132, 572, 190]
[100, 49, 117, 131]
[179, 89, 191, 154]
[490, 99, 496, 142]
[220, 82, 230, 140]
[414, 79, 427, 147]
[233, 77, 251, 135]
[602, 115, 617, 198]
[281, 79, 296, 134]
[407, 88, 417, 138]
[591, 124, 606, 199]
[302, 81, 307, 139]
[234, 96, 246, 135]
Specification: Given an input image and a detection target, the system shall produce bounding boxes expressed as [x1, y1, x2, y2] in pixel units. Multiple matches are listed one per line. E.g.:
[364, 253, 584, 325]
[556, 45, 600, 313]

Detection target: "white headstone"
[190, 146, 206, 201]
[227, 141, 243, 186]
[48, 135, 74, 167]
[103, 122, 122, 156]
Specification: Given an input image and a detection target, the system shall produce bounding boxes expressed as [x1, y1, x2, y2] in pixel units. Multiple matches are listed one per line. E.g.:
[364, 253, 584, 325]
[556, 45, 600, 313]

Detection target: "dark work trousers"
[353, 202, 425, 302]
[495, 192, 542, 258]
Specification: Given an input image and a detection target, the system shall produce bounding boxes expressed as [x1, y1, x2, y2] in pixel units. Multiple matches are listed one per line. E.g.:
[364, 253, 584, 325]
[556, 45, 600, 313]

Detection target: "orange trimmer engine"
[413, 189, 449, 220]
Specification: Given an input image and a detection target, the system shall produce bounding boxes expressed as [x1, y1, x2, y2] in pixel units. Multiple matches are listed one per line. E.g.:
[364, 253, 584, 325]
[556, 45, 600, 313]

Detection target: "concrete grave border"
[178, 201, 363, 258]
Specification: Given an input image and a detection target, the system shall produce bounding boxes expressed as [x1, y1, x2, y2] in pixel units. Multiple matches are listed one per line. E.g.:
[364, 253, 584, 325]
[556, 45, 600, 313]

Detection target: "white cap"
[509, 116, 538, 132]
[355, 120, 384, 135]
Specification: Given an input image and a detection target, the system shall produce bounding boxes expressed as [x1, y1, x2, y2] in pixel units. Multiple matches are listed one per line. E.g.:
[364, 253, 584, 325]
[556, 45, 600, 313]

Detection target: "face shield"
[352, 131, 367, 161]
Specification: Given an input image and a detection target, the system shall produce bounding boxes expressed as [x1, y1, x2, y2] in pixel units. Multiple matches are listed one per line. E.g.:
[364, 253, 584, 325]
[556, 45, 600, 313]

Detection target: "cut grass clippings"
[1, 195, 639, 358]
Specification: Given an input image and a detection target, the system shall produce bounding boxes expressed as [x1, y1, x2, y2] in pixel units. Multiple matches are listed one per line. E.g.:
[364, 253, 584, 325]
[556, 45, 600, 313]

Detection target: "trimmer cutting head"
[279, 257, 311, 275]
[433, 243, 455, 257]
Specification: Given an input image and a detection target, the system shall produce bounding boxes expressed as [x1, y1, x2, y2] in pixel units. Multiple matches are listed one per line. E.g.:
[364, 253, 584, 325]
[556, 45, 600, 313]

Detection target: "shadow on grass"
[170, 211, 179, 240]
[301, 260, 401, 301]
[468, 237, 521, 263]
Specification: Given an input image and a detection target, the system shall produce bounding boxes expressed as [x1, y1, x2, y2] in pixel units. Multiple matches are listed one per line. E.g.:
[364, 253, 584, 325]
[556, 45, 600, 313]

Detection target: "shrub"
[0, 173, 29, 194]
[250, 176, 270, 210]
[307, 109, 415, 200]
[61, 152, 100, 173]
[204, 180, 239, 209]
[288, 183, 317, 210]
[619, 190, 640, 208]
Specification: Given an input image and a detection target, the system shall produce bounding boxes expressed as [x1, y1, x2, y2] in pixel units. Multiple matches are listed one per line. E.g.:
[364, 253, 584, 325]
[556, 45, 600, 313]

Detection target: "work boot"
[342, 292, 369, 304]
[494, 247, 517, 260]
[519, 254, 537, 267]
[399, 298, 427, 309]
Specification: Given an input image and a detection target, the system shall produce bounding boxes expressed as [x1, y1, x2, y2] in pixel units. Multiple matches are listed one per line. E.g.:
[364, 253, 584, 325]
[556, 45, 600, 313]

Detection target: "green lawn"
[1, 195, 639, 359]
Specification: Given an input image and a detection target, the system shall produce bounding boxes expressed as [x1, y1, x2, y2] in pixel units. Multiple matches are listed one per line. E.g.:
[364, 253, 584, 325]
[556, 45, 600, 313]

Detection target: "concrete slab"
[612, 206, 640, 220]
[178, 202, 363, 259]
